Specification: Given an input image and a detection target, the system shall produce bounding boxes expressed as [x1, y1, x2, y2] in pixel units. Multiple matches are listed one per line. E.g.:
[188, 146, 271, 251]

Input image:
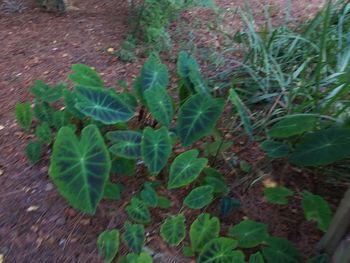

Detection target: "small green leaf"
[229, 220, 269, 248]
[264, 186, 293, 205]
[141, 127, 172, 174]
[302, 191, 332, 232]
[182, 246, 195, 257]
[126, 198, 151, 224]
[160, 214, 186, 247]
[261, 140, 289, 159]
[157, 196, 172, 209]
[168, 149, 208, 189]
[203, 140, 232, 156]
[97, 229, 120, 263]
[177, 94, 224, 146]
[184, 186, 214, 209]
[190, 213, 220, 251]
[29, 80, 65, 103]
[198, 237, 244, 263]
[15, 102, 32, 131]
[34, 102, 54, 125]
[69, 64, 103, 87]
[107, 130, 142, 159]
[249, 252, 265, 263]
[104, 182, 124, 200]
[75, 86, 134, 124]
[268, 115, 316, 138]
[52, 110, 71, 130]
[202, 167, 228, 194]
[262, 237, 303, 263]
[35, 122, 52, 144]
[141, 184, 158, 207]
[26, 140, 43, 164]
[123, 222, 145, 254]
[144, 84, 173, 127]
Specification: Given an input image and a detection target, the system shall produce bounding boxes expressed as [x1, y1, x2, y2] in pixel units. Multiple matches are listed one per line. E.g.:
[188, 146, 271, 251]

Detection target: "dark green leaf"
[49, 125, 111, 214]
[97, 229, 120, 263]
[111, 158, 136, 177]
[107, 130, 142, 159]
[262, 237, 303, 263]
[307, 254, 330, 263]
[126, 198, 151, 224]
[182, 246, 195, 257]
[261, 140, 289, 159]
[35, 122, 52, 144]
[268, 115, 317, 138]
[63, 89, 85, 119]
[202, 167, 228, 194]
[29, 80, 65, 103]
[52, 110, 71, 130]
[264, 187, 293, 205]
[15, 102, 32, 131]
[160, 214, 186, 246]
[229, 220, 269, 248]
[249, 252, 265, 263]
[104, 182, 124, 200]
[157, 196, 172, 209]
[141, 185, 158, 207]
[184, 186, 214, 209]
[69, 64, 103, 87]
[26, 140, 43, 164]
[123, 222, 145, 254]
[34, 102, 54, 125]
[203, 140, 233, 157]
[220, 197, 241, 217]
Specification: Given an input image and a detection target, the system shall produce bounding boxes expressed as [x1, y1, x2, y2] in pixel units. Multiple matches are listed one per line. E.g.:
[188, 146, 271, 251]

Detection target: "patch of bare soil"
[0, 0, 333, 262]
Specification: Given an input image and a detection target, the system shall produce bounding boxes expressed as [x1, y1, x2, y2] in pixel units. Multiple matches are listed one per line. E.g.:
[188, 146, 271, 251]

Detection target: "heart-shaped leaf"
[198, 237, 244, 263]
[160, 214, 186, 247]
[264, 186, 293, 205]
[123, 222, 145, 254]
[69, 64, 103, 87]
[289, 127, 350, 166]
[144, 84, 174, 127]
[97, 229, 120, 263]
[75, 86, 133, 125]
[190, 213, 220, 251]
[125, 198, 151, 224]
[141, 127, 172, 174]
[141, 184, 158, 207]
[268, 115, 316, 138]
[49, 125, 111, 214]
[184, 186, 214, 209]
[107, 130, 142, 159]
[229, 220, 269, 248]
[177, 94, 224, 146]
[15, 102, 32, 131]
[168, 149, 208, 189]
[301, 191, 332, 232]
[262, 237, 303, 263]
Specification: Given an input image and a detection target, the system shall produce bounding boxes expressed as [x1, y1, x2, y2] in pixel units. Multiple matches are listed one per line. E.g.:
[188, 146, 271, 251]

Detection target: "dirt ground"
[0, 0, 329, 262]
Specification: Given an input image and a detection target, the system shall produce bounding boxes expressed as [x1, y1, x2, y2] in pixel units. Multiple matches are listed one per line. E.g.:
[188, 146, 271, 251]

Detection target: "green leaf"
[141, 184, 158, 207]
[29, 80, 65, 103]
[306, 254, 329, 263]
[123, 222, 145, 254]
[301, 191, 332, 232]
[74, 86, 133, 125]
[104, 182, 124, 200]
[177, 94, 224, 146]
[229, 88, 253, 139]
[135, 252, 153, 263]
[220, 197, 241, 217]
[144, 84, 174, 127]
[249, 252, 265, 263]
[261, 140, 289, 159]
[15, 102, 32, 131]
[126, 198, 151, 224]
[184, 186, 214, 209]
[289, 127, 350, 166]
[35, 122, 52, 144]
[182, 246, 195, 257]
[190, 213, 220, 251]
[52, 110, 71, 130]
[198, 237, 244, 263]
[160, 214, 186, 247]
[202, 167, 228, 194]
[157, 196, 172, 209]
[268, 115, 317, 138]
[34, 102, 54, 125]
[119, 252, 153, 263]
[229, 220, 269, 248]
[168, 149, 208, 189]
[97, 229, 120, 263]
[111, 158, 136, 177]
[26, 140, 43, 164]
[264, 187, 294, 205]
[107, 130, 142, 159]
[69, 64, 103, 87]
[49, 125, 111, 214]
[203, 140, 232, 157]
[63, 89, 85, 119]
[189, 68, 211, 96]
[262, 237, 303, 263]
[141, 127, 172, 174]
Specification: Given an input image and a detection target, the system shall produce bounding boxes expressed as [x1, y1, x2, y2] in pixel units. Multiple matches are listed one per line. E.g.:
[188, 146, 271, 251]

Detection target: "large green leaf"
[144, 84, 173, 127]
[69, 64, 103, 87]
[190, 213, 220, 251]
[97, 229, 120, 263]
[289, 127, 350, 166]
[177, 94, 224, 146]
[125, 198, 151, 224]
[229, 220, 269, 248]
[123, 222, 145, 254]
[141, 127, 172, 174]
[15, 102, 32, 131]
[29, 80, 65, 103]
[107, 130, 142, 159]
[229, 88, 253, 139]
[301, 191, 332, 232]
[184, 186, 214, 209]
[160, 214, 186, 247]
[75, 86, 133, 125]
[262, 237, 303, 263]
[197, 237, 244, 263]
[168, 149, 208, 189]
[49, 125, 111, 214]
[268, 115, 317, 138]
[264, 186, 294, 205]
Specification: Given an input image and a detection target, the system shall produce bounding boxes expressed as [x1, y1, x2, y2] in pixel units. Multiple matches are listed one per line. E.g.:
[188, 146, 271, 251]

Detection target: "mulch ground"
[0, 0, 338, 262]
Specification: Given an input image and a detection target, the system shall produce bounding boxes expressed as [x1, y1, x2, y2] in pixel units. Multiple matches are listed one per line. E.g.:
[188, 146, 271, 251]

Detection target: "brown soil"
[0, 0, 336, 262]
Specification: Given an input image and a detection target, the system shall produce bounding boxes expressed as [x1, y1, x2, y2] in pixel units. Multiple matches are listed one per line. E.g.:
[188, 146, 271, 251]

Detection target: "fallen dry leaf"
[0, 254, 4, 263]
[27, 206, 39, 212]
[263, 177, 278, 188]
